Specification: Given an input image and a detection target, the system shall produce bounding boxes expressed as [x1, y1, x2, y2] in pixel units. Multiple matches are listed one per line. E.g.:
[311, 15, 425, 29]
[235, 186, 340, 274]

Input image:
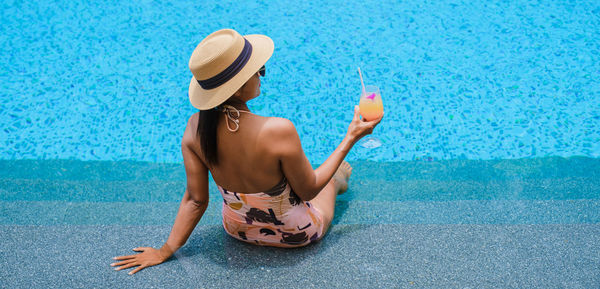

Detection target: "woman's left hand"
[111, 247, 169, 275]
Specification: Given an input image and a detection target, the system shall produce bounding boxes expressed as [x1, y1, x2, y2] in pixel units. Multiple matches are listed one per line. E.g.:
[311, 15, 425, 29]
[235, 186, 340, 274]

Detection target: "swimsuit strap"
[221, 104, 252, 132]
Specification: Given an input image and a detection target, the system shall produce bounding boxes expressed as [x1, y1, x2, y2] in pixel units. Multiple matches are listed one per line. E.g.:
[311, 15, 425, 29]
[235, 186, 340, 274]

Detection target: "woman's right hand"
[346, 105, 384, 143]
[111, 246, 173, 275]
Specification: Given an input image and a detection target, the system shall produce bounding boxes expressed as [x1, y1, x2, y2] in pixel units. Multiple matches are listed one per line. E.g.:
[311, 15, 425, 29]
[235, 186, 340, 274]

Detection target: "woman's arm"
[274, 106, 383, 201]
[142, 126, 211, 260]
[111, 117, 209, 275]
[160, 118, 211, 259]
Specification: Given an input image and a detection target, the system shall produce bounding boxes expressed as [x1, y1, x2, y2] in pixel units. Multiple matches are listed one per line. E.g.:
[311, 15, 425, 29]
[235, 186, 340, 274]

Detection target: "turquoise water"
[2, 157, 599, 225]
[1, 0, 599, 163]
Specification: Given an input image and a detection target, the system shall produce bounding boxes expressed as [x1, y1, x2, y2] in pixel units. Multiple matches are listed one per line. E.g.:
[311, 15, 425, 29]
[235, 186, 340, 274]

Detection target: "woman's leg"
[309, 161, 352, 236]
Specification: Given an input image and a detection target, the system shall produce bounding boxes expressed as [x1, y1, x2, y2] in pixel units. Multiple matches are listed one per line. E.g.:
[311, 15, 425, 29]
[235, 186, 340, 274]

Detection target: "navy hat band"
[197, 39, 253, 90]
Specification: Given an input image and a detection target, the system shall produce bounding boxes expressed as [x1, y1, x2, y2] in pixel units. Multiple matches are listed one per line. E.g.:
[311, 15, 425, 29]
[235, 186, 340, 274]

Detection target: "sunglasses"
[258, 65, 266, 77]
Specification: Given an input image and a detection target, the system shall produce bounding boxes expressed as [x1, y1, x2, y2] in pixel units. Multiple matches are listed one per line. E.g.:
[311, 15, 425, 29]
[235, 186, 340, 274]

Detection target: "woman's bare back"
[185, 111, 287, 194]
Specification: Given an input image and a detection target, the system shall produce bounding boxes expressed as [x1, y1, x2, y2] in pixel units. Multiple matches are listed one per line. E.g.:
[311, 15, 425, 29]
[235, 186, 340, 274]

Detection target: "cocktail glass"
[359, 85, 383, 148]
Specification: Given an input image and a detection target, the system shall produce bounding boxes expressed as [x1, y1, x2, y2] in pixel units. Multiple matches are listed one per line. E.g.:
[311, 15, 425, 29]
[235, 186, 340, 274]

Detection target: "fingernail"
[110, 263, 115, 266]
[128, 272, 133, 275]
[112, 257, 117, 260]
[114, 268, 119, 271]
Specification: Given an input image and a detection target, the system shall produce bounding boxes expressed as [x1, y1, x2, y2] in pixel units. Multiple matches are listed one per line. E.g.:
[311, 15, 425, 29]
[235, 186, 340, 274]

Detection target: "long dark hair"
[196, 107, 220, 167]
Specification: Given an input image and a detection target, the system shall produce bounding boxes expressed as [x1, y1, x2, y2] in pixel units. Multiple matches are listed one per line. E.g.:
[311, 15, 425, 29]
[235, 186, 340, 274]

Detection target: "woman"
[111, 29, 383, 275]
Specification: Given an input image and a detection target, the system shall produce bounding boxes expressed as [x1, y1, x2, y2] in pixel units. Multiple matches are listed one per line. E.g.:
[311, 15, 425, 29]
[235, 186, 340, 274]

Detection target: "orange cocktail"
[359, 85, 383, 121]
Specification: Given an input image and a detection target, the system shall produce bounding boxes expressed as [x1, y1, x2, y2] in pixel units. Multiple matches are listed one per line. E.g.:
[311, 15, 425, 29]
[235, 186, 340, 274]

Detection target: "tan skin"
[111, 68, 383, 275]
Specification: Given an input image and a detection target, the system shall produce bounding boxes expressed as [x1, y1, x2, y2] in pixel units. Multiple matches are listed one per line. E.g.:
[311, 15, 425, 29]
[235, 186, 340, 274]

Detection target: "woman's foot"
[333, 160, 353, 194]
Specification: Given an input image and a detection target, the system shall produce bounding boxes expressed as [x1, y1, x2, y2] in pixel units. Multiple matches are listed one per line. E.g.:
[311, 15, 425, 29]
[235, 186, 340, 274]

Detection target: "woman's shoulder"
[257, 117, 301, 157]
[182, 112, 200, 145]
[186, 112, 200, 126]
[261, 116, 297, 138]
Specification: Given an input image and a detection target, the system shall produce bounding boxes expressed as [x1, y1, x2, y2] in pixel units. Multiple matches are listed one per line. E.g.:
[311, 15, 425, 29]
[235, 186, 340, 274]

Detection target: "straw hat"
[188, 29, 274, 110]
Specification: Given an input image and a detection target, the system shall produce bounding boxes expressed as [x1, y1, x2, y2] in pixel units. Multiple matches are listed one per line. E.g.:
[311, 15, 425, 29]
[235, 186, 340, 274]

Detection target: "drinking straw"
[358, 67, 366, 95]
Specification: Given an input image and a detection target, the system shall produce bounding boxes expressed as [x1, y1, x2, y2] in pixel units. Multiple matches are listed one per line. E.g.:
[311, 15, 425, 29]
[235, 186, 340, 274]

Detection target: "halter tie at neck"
[221, 104, 252, 132]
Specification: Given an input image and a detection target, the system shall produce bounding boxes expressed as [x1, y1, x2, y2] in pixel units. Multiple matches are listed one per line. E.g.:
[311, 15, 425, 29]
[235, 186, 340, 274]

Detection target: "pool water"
[1, 0, 599, 287]
[1, 0, 598, 163]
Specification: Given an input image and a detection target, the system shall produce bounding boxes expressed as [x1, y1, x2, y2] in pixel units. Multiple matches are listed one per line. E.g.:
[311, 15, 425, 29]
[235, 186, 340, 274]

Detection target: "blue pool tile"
[1, 0, 599, 163]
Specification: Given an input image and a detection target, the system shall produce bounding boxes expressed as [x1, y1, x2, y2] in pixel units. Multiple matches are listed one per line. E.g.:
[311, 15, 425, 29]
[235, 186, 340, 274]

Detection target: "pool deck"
[1, 157, 599, 288]
[2, 224, 599, 288]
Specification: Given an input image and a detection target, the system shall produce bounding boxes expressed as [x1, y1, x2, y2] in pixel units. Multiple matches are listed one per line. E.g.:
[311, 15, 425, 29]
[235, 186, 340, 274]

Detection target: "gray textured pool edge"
[2, 224, 599, 288]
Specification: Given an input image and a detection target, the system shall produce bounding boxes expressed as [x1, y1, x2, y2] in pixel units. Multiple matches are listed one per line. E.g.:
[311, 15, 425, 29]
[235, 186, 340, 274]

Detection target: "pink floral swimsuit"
[218, 177, 325, 248]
